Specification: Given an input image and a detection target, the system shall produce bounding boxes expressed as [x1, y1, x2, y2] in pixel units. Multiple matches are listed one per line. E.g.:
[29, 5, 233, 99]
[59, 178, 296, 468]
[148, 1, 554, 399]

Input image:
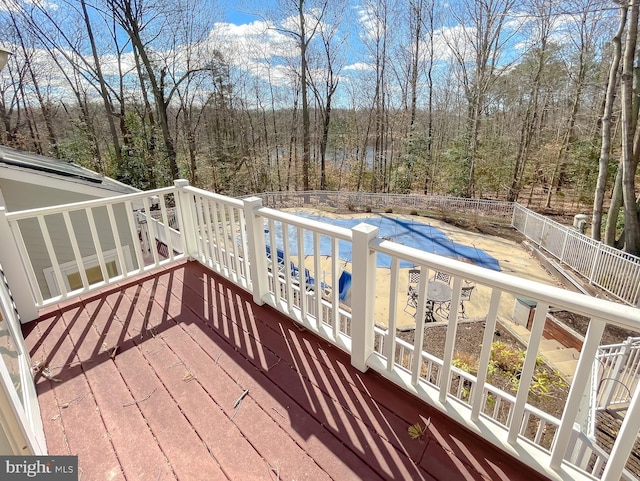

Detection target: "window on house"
[66, 260, 119, 291]
[43, 247, 132, 297]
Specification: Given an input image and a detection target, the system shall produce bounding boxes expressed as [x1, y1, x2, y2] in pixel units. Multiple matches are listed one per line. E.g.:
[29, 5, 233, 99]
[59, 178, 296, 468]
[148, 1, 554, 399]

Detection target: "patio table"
[426, 280, 452, 322]
[407, 280, 452, 323]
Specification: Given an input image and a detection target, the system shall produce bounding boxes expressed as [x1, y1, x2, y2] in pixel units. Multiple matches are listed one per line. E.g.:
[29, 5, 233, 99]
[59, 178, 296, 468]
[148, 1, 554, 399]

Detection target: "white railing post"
[560, 227, 569, 264]
[350, 223, 378, 372]
[549, 319, 605, 470]
[511, 203, 519, 229]
[242, 197, 268, 305]
[173, 179, 198, 258]
[601, 376, 640, 481]
[539, 218, 547, 247]
[0, 208, 39, 322]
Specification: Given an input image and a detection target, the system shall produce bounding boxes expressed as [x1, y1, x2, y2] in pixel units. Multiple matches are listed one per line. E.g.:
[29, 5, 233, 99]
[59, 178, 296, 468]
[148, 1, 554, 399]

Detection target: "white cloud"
[356, 4, 384, 42]
[433, 25, 474, 63]
[97, 52, 138, 77]
[343, 62, 373, 71]
[0, 0, 58, 12]
[210, 20, 297, 67]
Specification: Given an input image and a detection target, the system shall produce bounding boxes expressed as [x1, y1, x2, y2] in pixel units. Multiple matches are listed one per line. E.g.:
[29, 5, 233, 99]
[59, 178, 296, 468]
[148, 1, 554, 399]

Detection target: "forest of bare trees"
[1, 0, 640, 254]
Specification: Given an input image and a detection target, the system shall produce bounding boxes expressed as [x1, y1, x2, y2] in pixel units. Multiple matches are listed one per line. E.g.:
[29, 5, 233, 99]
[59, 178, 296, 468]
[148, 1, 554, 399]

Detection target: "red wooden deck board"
[27, 310, 125, 480]
[59, 295, 178, 480]
[142, 270, 386, 480]
[165, 265, 526, 480]
[23, 261, 547, 481]
[167, 295, 392, 480]
[156, 265, 429, 479]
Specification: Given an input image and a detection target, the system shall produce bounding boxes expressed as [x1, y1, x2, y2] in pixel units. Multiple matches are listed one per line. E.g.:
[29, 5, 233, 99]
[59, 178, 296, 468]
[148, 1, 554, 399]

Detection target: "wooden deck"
[23, 260, 546, 481]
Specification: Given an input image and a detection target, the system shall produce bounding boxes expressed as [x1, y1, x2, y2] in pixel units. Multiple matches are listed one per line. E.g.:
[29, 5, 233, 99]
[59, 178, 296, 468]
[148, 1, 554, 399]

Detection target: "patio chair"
[408, 268, 421, 286]
[459, 285, 475, 318]
[266, 245, 286, 271]
[404, 268, 421, 315]
[407, 268, 420, 294]
[404, 285, 419, 314]
[338, 270, 352, 301]
[432, 271, 451, 285]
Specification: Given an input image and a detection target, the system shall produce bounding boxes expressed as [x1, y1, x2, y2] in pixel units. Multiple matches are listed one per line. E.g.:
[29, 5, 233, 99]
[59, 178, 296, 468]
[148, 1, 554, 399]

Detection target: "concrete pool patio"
[289, 209, 561, 327]
[287, 209, 584, 380]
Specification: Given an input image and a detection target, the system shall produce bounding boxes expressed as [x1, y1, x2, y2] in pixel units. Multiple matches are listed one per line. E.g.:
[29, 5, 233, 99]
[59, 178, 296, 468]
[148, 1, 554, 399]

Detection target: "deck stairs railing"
[1, 181, 640, 481]
[588, 337, 640, 439]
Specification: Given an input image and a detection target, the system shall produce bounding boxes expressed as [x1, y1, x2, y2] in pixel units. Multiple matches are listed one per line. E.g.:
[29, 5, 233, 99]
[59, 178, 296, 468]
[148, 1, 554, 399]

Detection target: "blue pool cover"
[264, 213, 500, 271]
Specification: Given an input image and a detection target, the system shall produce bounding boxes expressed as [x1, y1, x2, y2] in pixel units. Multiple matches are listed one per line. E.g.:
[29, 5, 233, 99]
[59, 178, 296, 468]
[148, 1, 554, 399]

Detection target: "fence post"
[560, 227, 569, 264]
[242, 197, 268, 305]
[539, 217, 547, 247]
[173, 179, 198, 259]
[588, 242, 603, 285]
[350, 223, 378, 372]
[511, 203, 518, 228]
[0, 208, 39, 322]
[601, 339, 630, 408]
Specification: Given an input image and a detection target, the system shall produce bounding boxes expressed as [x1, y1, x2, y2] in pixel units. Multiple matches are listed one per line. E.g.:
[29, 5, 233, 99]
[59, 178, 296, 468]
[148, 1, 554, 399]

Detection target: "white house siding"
[1, 180, 137, 299]
[0, 178, 100, 211]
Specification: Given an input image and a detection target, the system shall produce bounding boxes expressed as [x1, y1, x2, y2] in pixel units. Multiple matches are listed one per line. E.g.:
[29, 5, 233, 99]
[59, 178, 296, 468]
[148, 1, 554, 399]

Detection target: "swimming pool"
[264, 213, 500, 271]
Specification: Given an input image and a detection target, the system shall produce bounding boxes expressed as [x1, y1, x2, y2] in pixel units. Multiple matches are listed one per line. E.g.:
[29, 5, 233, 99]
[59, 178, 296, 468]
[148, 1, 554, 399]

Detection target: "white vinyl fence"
[256, 191, 515, 219]
[512, 204, 640, 306]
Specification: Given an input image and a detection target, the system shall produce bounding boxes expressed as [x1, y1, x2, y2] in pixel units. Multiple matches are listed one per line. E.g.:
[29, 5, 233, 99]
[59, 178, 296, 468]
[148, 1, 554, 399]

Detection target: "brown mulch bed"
[396, 320, 568, 421]
[553, 311, 640, 346]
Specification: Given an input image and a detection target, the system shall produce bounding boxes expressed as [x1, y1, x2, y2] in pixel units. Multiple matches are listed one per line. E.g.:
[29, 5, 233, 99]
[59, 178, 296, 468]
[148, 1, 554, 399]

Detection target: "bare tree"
[7, 8, 60, 157]
[619, 0, 640, 254]
[544, 0, 603, 208]
[446, 0, 518, 197]
[79, 0, 123, 169]
[507, 0, 555, 202]
[307, 2, 345, 190]
[592, 4, 626, 240]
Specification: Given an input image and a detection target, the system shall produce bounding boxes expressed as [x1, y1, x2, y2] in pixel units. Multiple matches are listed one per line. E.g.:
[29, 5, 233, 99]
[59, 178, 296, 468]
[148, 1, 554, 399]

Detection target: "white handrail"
[4, 182, 640, 480]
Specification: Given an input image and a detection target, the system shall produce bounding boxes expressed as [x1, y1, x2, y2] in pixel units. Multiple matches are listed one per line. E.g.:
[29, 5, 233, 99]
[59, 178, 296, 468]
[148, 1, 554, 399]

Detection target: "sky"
[0, 0, 619, 109]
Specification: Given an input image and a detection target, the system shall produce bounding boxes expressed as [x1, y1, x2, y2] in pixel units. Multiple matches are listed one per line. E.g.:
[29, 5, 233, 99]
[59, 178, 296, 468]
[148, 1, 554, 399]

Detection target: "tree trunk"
[508, 37, 547, 202]
[593, 6, 626, 240]
[423, 1, 434, 194]
[408, 0, 423, 132]
[299, 0, 311, 191]
[132, 45, 157, 189]
[80, 0, 122, 169]
[268, 72, 282, 191]
[11, 15, 59, 158]
[111, 0, 180, 181]
[620, 0, 640, 255]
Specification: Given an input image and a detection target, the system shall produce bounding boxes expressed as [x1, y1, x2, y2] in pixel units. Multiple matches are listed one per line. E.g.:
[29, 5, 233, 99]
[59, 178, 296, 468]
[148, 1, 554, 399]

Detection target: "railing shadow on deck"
[23, 261, 544, 481]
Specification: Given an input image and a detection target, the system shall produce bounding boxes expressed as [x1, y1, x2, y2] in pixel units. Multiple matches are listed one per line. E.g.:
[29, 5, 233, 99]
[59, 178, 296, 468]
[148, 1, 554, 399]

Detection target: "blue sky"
[0, 0, 617, 109]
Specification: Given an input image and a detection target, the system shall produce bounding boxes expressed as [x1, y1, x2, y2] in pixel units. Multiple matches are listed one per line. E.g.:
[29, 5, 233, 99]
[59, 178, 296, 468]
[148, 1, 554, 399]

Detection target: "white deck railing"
[1, 187, 186, 307]
[2, 181, 640, 481]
